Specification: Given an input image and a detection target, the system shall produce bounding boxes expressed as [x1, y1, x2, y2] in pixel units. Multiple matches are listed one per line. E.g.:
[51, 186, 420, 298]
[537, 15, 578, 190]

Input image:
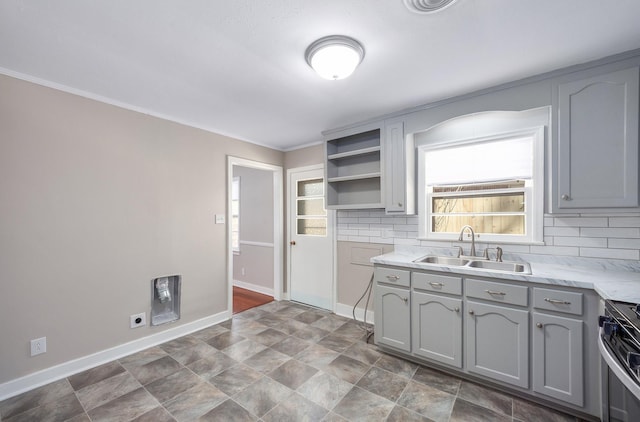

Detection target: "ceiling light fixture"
[305, 35, 365, 80]
[404, 0, 457, 13]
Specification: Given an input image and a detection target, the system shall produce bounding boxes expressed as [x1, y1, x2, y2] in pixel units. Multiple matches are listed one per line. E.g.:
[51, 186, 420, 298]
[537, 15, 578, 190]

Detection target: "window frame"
[417, 127, 545, 244]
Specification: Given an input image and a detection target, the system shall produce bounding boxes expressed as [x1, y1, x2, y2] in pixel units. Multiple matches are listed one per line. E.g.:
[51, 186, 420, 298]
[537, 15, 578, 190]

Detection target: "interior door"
[289, 167, 334, 310]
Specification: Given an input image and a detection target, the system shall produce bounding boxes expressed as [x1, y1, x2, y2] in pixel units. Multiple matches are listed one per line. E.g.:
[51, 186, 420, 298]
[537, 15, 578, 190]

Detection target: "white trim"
[0, 67, 284, 152]
[335, 302, 375, 325]
[227, 156, 283, 320]
[0, 310, 229, 401]
[239, 240, 275, 248]
[232, 280, 275, 297]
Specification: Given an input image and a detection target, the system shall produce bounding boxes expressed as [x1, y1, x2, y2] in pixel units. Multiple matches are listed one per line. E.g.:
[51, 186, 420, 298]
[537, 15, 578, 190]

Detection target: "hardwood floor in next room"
[233, 286, 273, 314]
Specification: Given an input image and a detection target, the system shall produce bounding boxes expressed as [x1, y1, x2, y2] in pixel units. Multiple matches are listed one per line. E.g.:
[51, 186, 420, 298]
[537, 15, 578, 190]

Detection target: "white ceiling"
[2, 1, 640, 151]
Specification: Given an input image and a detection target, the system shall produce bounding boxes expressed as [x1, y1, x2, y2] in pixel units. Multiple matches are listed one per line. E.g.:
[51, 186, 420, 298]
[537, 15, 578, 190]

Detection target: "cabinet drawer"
[466, 279, 528, 306]
[533, 288, 583, 316]
[375, 267, 410, 288]
[413, 272, 462, 295]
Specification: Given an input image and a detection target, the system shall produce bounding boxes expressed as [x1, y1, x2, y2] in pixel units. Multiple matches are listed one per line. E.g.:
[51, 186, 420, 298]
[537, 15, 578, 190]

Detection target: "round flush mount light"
[305, 35, 365, 80]
[404, 0, 457, 13]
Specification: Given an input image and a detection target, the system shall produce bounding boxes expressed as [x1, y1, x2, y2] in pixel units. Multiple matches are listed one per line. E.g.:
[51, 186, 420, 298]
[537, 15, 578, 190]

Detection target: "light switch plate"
[215, 214, 225, 224]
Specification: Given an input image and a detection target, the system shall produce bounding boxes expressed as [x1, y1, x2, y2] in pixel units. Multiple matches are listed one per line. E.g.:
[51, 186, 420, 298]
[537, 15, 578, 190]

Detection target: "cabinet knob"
[454, 307, 460, 313]
[469, 310, 474, 315]
[403, 297, 408, 304]
[398, 202, 402, 207]
[536, 322, 543, 328]
[561, 194, 571, 201]
[290, 241, 296, 245]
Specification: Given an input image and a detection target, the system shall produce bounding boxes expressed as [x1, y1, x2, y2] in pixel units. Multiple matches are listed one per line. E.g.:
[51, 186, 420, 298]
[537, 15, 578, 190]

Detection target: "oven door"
[599, 332, 640, 421]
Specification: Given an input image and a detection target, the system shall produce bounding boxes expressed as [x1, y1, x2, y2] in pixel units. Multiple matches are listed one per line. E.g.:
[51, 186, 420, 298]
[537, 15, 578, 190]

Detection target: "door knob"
[290, 241, 296, 245]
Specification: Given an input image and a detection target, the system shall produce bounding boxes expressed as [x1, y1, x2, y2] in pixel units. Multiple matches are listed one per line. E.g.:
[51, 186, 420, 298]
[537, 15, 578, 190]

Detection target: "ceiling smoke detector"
[404, 0, 457, 13]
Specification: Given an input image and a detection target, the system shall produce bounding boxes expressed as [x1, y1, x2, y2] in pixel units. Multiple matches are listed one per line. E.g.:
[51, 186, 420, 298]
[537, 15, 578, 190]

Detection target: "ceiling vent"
[404, 0, 457, 13]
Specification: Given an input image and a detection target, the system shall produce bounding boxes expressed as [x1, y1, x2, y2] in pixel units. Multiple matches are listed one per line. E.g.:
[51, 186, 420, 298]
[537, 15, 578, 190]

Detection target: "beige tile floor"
[0, 301, 585, 421]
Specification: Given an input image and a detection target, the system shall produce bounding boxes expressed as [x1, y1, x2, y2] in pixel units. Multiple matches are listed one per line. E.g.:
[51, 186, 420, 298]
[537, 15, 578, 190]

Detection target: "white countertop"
[371, 246, 640, 303]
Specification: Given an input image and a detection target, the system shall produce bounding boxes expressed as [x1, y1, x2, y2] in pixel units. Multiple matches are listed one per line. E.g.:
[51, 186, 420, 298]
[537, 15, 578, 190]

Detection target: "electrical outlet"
[130, 312, 146, 328]
[30, 337, 46, 356]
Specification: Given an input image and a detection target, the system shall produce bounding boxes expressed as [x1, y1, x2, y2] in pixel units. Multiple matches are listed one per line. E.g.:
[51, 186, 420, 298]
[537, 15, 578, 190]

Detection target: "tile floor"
[0, 301, 585, 422]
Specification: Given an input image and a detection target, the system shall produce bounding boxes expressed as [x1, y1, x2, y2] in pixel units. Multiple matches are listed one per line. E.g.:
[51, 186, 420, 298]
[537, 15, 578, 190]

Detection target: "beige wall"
[337, 241, 394, 309]
[0, 74, 283, 384]
[284, 144, 323, 170]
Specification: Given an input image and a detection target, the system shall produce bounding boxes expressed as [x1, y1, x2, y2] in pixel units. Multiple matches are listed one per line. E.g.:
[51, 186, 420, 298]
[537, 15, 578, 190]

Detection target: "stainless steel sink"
[414, 256, 469, 266]
[413, 255, 531, 274]
[466, 260, 531, 274]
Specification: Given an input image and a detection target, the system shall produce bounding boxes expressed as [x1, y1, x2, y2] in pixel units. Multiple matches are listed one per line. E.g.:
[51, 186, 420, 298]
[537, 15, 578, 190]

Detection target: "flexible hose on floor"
[353, 272, 375, 343]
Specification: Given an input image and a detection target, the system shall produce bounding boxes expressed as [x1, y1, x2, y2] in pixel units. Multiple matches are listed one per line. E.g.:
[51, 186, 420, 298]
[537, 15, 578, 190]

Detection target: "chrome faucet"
[458, 225, 476, 257]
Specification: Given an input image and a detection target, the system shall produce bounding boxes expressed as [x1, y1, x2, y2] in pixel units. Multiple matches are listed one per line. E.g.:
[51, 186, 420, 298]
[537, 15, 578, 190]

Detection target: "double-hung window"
[418, 126, 545, 244]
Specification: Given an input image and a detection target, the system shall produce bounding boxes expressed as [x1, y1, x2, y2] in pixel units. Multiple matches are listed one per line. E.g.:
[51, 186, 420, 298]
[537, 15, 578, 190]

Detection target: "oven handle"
[598, 327, 640, 401]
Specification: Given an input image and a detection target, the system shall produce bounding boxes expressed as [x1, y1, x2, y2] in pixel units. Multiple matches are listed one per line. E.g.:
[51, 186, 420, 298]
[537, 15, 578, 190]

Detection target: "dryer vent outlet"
[130, 312, 146, 328]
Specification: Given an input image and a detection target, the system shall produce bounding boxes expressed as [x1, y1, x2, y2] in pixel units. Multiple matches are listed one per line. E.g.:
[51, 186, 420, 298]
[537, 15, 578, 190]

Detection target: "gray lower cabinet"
[374, 283, 411, 352]
[466, 300, 529, 388]
[532, 312, 584, 406]
[412, 291, 462, 367]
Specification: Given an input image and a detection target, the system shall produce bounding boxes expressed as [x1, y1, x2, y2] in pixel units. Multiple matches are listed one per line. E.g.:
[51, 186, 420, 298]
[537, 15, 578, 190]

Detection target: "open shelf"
[327, 172, 381, 183]
[327, 146, 381, 161]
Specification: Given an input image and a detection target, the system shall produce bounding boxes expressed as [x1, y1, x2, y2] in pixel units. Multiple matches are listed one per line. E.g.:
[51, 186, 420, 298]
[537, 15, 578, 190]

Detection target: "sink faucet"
[458, 225, 476, 257]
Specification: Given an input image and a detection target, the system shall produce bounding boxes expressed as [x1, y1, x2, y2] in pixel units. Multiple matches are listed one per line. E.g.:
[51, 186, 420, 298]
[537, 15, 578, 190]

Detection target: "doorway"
[287, 165, 335, 311]
[227, 157, 283, 316]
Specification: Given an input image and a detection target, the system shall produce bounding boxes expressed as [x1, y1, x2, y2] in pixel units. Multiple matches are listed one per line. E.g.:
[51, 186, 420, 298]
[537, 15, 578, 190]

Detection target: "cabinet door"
[556, 66, 639, 210]
[384, 121, 415, 214]
[532, 313, 584, 406]
[412, 291, 462, 368]
[374, 283, 411, 352]
[466, 301, 529, 388]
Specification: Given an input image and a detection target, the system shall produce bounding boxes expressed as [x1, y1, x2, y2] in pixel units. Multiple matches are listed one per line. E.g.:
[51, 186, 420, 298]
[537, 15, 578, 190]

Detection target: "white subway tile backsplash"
[553, 236, 608, 247]
[544, 226, 580, 237]
[393, 224, 419, 232]
[610, 217, 640, 227]
[553, 217, 608, 227]
[336, 210, 640, 264]
[579, 247, 639, 260]
[608, 238, 640, 249]
[580, 227, 640, 238]
[530, 245, 580, 256]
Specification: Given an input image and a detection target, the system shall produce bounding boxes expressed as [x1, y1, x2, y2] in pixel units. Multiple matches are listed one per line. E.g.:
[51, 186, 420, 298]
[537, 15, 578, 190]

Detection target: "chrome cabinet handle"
[544, 297, 571, 305]
[386, 275, 400, 281]
[485, 289, 506, 296]
[561, 194, 571, 201]
[429, 282, 444, 287]
[536, 322, 543, 328]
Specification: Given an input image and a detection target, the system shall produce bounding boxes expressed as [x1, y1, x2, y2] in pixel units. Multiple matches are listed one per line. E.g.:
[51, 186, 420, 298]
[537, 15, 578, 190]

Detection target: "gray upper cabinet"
[325, 122, 383, 209]
[383, 119, 415, 214]
[553, 65, 639, 212]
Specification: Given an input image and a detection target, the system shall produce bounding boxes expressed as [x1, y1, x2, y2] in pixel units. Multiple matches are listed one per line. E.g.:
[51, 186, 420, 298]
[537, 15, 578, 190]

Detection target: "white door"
[288, 166, 334, 310]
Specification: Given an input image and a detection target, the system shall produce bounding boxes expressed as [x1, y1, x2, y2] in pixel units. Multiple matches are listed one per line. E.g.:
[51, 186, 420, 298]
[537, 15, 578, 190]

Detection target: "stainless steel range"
[599, 300, 640, 421]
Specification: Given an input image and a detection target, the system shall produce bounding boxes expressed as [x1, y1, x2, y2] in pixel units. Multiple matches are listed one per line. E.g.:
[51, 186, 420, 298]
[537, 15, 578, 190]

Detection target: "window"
[231, 176, 240, 252]
[418, 127, 544, 244]
[296, 178, 327, 236]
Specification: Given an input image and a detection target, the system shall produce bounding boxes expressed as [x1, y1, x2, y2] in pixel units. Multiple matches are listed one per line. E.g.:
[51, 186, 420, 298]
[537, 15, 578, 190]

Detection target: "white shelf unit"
[325, 127, 383, 209]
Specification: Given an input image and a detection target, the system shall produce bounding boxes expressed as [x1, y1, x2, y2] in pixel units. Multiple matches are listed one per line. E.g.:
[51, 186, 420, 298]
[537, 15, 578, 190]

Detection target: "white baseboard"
[335, 302, 375, 325]
[233, 280, 274, 297]
[0, 309, 230, 401]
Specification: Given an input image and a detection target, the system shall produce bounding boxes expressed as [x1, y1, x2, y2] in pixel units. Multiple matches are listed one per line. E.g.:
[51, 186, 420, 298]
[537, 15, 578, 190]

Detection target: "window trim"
[417, 126, 545, 244]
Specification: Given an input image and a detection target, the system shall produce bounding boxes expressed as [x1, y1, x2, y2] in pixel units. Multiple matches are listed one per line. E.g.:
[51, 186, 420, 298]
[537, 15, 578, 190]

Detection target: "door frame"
[227, 156, 283, 314]
[286, 164, 336, 311]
